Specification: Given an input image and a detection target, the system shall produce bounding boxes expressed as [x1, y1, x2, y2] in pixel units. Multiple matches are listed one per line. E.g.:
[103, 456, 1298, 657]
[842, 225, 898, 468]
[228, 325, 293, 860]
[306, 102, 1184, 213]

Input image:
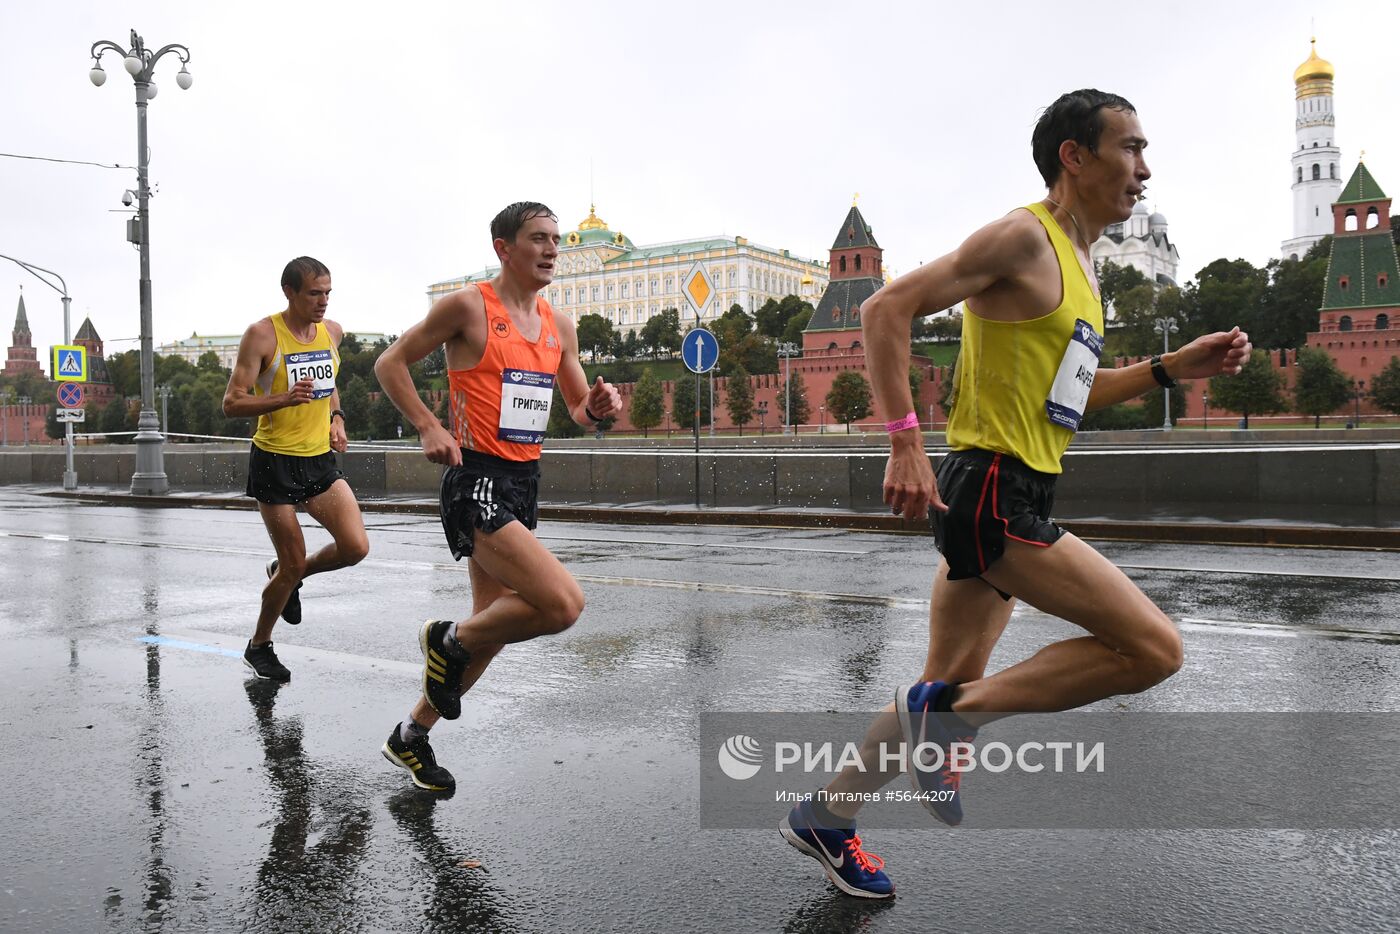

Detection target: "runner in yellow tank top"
[780, 91, 1255, 899]
[222, 257, 370, 682]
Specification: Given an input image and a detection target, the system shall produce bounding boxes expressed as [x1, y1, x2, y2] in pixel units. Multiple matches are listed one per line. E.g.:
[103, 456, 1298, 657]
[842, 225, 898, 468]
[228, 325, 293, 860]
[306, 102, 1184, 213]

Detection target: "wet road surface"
[1, 487, 1398, 933]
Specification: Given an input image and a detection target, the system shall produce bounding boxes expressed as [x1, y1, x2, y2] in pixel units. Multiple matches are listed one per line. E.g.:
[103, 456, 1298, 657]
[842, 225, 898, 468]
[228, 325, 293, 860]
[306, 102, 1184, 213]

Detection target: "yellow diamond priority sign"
[51, 344, 88, 382]
[682, 262, 716, 318]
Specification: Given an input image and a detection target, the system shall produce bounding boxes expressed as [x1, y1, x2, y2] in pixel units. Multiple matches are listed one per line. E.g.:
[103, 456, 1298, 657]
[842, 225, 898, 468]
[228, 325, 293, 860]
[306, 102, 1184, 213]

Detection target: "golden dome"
[577, 203, 608, 231]
[1293, 38, 1335, 84]
[800, 272, 813, 286]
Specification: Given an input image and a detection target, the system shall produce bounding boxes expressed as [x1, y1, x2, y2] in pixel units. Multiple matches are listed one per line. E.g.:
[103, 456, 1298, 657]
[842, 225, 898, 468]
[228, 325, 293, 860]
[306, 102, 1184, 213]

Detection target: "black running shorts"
[245, 443, 343, 505]
[931, 448, 1065, 593]
[439, 449, 541, 561]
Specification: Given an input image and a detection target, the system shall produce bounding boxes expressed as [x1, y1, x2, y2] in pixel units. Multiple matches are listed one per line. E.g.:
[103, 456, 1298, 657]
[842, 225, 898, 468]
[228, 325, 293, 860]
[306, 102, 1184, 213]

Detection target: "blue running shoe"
[895, 680, 977, 826]
[780, 800, 894, 899]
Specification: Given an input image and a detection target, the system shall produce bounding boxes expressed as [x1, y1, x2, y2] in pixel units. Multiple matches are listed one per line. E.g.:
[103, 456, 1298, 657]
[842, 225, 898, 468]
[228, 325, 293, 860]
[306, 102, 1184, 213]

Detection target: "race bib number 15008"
[285, 349, 337, 400]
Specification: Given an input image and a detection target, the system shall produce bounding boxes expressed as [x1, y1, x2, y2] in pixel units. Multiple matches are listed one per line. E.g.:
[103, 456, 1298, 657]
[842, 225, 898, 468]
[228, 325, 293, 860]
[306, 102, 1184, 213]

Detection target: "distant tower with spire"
[1283, 37, 1344, 259]
[3, 288, 44, 378]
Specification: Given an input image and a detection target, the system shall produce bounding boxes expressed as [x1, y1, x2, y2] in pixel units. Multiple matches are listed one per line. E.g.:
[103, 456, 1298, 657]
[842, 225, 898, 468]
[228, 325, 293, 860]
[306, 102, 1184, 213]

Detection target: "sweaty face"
[1081, 108, 1151, 224]
[287, 275, 331, 322]
[499, 215, 561, 288]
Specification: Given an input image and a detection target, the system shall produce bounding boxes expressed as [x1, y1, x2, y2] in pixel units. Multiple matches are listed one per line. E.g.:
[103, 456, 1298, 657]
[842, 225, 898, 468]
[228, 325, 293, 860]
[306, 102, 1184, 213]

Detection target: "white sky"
[3, 0, 1398, 365]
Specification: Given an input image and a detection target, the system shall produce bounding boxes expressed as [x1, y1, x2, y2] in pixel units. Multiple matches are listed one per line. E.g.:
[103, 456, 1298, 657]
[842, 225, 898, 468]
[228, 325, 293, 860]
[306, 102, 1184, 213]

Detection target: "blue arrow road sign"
[682, 327, 719, 374]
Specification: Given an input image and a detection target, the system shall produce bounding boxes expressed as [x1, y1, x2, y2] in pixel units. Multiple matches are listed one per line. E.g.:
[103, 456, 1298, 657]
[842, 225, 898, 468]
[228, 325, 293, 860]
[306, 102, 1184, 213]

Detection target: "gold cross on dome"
[852, 192, 860, 206]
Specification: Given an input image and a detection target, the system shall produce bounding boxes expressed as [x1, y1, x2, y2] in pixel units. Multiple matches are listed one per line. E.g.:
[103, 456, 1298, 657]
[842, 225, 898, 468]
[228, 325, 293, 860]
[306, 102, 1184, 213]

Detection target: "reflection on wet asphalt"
[1, 488, 1398, 933]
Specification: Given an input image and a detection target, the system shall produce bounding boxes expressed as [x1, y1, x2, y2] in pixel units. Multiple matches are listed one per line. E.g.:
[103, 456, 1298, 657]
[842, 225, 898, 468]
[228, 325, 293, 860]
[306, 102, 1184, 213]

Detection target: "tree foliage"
[1292, 347, 1353, 427]
[775, 370, 811, 426]
[640, 308, 682, 358]
[724, 364, 754, 434]
[1207, 350, 1287, 427]
[826, 371, 872, 430]
[1369, 355, 1400, 416]
[576, 314, 615, 361]
[629, 368, 664, 437]
[671, 372, 712, 431]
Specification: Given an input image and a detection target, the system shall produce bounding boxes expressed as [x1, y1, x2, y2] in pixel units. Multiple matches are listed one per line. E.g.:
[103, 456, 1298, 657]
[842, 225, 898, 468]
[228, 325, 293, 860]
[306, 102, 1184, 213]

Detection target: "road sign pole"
[61, 295, 76, 490]
[694, 370, 701, 510]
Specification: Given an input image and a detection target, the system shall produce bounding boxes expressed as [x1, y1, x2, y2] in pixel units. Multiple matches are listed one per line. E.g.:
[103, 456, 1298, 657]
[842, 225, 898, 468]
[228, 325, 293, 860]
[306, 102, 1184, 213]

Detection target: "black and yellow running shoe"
[381, 725, 456, 792]
[419, 619, 468, 720]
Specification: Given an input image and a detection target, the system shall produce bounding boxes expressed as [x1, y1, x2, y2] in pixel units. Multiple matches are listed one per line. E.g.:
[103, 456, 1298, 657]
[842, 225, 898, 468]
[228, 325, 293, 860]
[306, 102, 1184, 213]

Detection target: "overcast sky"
[4, 0, 1398, 365]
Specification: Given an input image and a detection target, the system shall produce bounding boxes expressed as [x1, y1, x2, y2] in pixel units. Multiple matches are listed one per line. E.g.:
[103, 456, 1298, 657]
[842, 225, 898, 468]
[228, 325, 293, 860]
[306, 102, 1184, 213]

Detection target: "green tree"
[826, 371, 872, 432]
[45, 405, 62, 441]
[1256, 244, 1328, 350]
[197, 350, 225, 374]
[1369, 355, 1400, 416]
[724, 365, 754, 435]
[781, 308, 813, 346]
[908, 365, 924, 408]
[621, 329, 641, 360]
[370, 392, 401, 440]
[714, 304, 753, 348]
[671, 373, 712, 432]
[641, 308, 681, 358]
[154, 353, 198, 386]
[1097, 260, 1152, 312]
[340, 374, 371, 439]
[340, 332, 364, 354]
[100, 396, 131, 441]
[106, 349, 142, 398]
[775, 370, 810, 427]
[1293, 348, 1353, 427]
[1183, 259, 1269, 342]
[1113, 283, 1166, 357]
[576, 313, 615, 361]
[1207, 349, 1287, 428]
[756, 295, 814, 339]
[629, 368, 664, 437]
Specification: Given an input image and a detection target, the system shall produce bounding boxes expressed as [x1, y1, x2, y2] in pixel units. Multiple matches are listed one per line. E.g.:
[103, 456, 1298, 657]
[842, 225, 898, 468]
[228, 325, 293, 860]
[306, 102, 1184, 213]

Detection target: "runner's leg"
[254, 502, 307, 645]
[410, 555, 509, 729]
[299, 479, 370, 578]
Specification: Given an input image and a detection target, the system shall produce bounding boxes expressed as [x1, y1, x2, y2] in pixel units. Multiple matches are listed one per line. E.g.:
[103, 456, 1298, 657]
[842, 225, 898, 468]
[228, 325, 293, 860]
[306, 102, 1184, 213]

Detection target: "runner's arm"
[1086, 328, 1251, 410]
[222, 320, 311, 418]
[325, 321, 348, 451]
[374, 290, 479, 465]
[555, 314, 622, 426]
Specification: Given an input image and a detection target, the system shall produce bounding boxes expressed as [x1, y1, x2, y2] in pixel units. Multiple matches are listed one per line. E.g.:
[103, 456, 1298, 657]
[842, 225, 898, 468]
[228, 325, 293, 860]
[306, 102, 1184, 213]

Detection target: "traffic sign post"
[56, 408, 86, 423]
[681, 327, 719, 374]
[679, 263, 722, 508]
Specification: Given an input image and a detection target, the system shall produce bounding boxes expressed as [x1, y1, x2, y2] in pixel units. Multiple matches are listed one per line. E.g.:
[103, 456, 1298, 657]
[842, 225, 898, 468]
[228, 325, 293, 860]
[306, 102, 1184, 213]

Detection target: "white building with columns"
[428, 205, 829, 333]
[1282, 38, 1344, 259]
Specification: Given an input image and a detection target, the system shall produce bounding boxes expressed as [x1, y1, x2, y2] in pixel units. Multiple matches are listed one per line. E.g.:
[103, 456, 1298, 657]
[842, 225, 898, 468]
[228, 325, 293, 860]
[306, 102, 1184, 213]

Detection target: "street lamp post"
[90, 29, 193, 495]
[0, 254, 79, 488]
[1152, 316, 1179, 430]
[17, 397, 31, 446]
[757, 400, 768, 436]
[819, 404, 826, 434]
[777, 341, 798, 434]
[157, 384, 172, 435]
[1202, 391, 1209, 431]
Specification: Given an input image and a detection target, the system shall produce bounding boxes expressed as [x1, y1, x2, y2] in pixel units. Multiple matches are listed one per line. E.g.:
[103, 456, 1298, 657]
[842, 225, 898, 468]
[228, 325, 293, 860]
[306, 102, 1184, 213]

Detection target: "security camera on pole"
[89, 29, 193, 494]
[680, 262, 719, 509]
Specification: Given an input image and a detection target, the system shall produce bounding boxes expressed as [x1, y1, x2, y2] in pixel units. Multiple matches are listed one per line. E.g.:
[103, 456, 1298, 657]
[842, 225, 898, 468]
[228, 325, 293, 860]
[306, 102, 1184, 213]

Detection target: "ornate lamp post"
[1202, 390, 1209, 431]
[89, 30, 193, 494]
[1353, 379, 1365, 428]
[757, 400, 768, 436]
[1152, 316, 1179, 430]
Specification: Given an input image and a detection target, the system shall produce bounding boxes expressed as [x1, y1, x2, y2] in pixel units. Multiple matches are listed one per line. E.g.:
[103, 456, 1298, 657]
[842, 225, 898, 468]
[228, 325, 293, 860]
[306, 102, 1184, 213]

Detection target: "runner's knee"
[278, 554, 308, 580]
[539, 582, 585, 634]
[1124, 625, 1183, 691]
[340, 534, 369, 566]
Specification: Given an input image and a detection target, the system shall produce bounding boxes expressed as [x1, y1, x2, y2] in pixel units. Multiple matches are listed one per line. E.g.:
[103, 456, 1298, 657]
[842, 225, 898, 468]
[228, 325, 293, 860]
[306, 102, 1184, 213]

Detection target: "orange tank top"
[447, 282, 564, 462]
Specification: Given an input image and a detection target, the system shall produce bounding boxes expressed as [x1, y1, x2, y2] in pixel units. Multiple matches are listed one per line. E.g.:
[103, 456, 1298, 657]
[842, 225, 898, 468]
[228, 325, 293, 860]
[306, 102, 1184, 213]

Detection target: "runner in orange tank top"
[372, 202, 621, 792]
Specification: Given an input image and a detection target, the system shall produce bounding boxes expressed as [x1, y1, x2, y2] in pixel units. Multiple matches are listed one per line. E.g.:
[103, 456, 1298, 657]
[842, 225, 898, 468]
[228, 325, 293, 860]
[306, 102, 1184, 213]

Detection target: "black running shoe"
[382, 725, 456, 792]
[419, 619, 468, 720]
[244, 640, 291, 682]
[267, 558, 302, 625]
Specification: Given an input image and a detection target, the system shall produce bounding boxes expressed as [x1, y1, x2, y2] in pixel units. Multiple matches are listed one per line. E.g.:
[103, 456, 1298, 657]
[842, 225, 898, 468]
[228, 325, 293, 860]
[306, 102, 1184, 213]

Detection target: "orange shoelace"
[845, 835, 885, 873]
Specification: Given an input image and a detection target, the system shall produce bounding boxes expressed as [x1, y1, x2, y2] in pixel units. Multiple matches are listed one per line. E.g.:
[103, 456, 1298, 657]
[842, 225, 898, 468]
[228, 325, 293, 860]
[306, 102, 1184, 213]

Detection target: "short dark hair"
[1031, 90, 1137, 187]
[281, 256, 330, 293]
[490, 202, 558, 243]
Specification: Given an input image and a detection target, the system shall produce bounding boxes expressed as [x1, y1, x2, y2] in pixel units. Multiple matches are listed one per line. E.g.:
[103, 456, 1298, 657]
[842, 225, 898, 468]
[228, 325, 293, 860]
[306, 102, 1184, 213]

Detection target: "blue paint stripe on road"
[138, 635, 243, 658]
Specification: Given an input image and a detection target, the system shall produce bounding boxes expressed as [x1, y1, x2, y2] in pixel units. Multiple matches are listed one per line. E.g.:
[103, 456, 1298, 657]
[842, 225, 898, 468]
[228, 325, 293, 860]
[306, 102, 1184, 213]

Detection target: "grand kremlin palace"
[427, 205, 830, 330]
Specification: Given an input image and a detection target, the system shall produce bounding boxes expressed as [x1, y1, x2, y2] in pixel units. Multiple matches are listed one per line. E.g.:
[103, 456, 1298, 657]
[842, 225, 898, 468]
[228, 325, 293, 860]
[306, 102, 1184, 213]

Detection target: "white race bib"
[285, 349, 337, 400]
[1045, 318, 1103, 432]
[499, 368, 555, 444]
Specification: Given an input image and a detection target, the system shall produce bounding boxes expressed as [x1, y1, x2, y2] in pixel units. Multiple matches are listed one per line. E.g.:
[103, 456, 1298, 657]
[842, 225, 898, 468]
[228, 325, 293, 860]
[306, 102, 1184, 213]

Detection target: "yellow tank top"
[944, 202, 1105, 474]
[250, 313, 340, 456]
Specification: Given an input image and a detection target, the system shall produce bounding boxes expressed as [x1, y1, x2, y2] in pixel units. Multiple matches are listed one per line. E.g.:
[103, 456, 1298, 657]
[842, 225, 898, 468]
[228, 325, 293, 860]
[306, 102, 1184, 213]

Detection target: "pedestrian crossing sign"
[52, 345, 87, 382]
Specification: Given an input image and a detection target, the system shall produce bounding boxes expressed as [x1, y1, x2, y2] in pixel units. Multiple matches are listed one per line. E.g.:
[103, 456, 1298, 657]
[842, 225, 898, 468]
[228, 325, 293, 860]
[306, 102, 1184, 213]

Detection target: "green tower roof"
[1336, 162, 1388, 205]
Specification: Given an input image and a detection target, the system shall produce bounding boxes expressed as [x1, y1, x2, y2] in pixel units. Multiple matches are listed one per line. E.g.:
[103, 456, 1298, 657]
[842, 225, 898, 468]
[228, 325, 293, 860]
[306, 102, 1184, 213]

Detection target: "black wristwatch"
[330, 409, 346, 422]
[584, 405, 601, 423]
[1149, 355, 1176, 389]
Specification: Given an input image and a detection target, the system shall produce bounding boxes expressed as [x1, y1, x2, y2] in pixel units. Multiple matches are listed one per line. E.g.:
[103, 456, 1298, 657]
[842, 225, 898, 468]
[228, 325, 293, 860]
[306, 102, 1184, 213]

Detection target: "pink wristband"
[885, 411, 919, 433]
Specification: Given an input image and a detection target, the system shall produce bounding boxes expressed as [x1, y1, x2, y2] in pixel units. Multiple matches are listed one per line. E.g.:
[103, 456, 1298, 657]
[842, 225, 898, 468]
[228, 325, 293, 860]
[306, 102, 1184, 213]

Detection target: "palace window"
[1339, 315, 1352, 331]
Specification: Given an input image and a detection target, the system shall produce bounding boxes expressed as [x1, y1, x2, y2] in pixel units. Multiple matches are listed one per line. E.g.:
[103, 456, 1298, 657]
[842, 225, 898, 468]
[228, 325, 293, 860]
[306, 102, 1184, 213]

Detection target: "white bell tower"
[1282, 38, 1343, 260]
